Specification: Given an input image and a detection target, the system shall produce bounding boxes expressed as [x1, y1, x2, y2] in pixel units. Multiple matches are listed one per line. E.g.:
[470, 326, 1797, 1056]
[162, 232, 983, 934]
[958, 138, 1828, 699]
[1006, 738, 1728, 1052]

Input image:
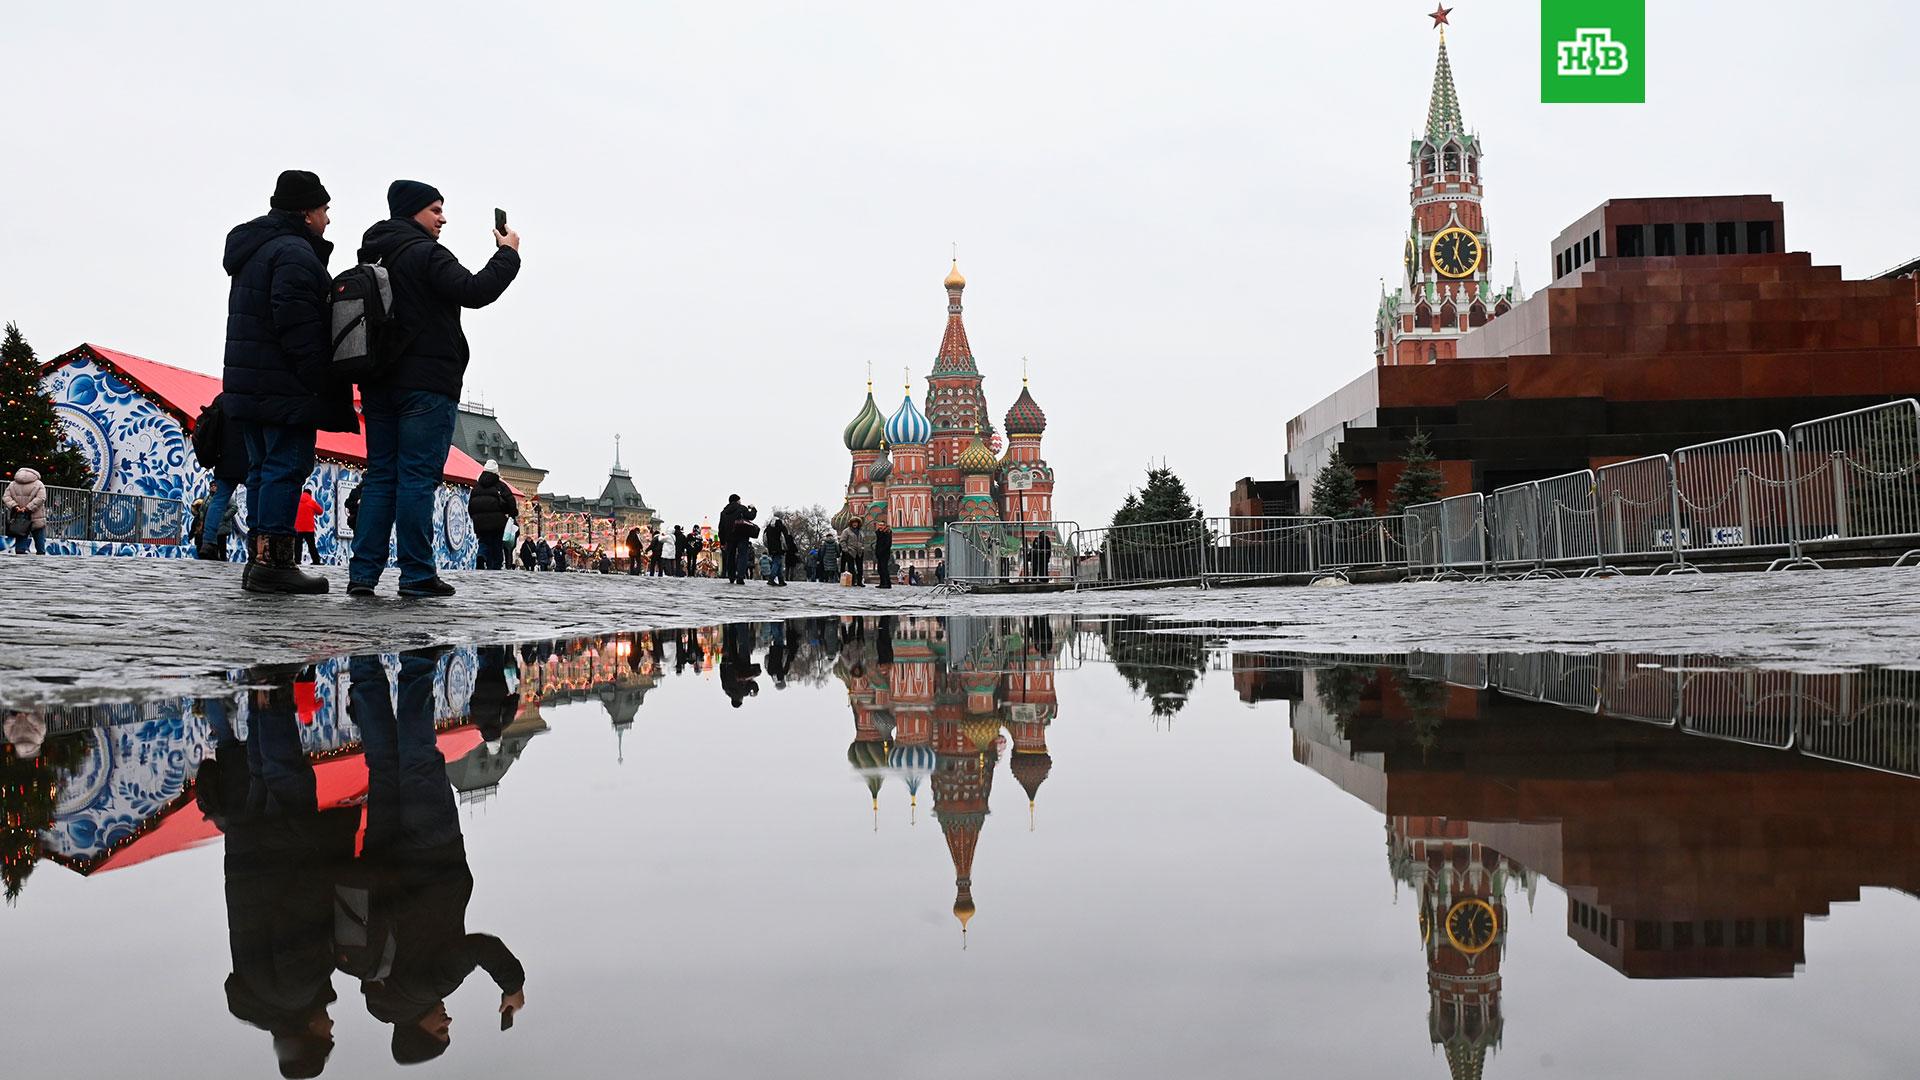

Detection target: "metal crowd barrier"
[943, 520, 1079, 587]
[1067, 518, 1207, 590]
[1311, 515, 1408, 574]
[1787, 399, 1920, 564]
[41, 485, 185, 546]
[1403, 493, 1489, 579]
[1595, 455, 1690, 573]
[1489, 483, 1543, 574]
[1203, 516, 1328, 585]
[1673, 430, 1813, 570]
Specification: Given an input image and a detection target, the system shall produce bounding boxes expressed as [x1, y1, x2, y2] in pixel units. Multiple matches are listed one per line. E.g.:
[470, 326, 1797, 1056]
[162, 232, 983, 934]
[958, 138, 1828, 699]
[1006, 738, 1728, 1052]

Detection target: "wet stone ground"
[2, 556, 1917, 707]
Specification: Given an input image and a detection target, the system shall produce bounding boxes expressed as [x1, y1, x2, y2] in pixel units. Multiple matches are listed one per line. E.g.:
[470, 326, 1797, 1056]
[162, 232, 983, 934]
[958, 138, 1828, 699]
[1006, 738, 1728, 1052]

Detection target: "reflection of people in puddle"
[200, 681, 358, 1078]
[469, 646, 520, 746]
[720, 623, 762, 707]
[765, 622, 792, 689]
[348, 652, 527, 1066]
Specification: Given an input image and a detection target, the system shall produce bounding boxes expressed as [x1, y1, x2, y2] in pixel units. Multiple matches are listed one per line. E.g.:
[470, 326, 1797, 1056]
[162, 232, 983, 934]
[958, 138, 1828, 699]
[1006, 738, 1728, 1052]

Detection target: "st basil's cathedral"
[837, 262, 1057, 573]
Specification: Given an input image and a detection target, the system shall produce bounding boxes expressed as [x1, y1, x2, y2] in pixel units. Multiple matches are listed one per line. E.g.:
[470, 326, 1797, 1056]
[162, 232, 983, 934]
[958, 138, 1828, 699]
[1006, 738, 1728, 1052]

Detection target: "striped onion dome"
[889, 741, 935, 798]
[957, 433, 999, 475]
[843, 390, 885, 451]
[885, 392, 932, 446]
[868, 443, 894, 482]
[831, 505, 852, 530]
[1004, 384, 1046, 436]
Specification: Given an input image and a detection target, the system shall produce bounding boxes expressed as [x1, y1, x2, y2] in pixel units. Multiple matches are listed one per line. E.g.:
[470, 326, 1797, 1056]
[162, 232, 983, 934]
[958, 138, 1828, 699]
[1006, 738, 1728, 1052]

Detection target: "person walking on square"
[872, 519, 893, 589]
[762, 513, 792, 587]
[4, 467, 47, 555]
[683, 525, 703, 577]
[729, 506, 760, 585]
[198, 394, 252, 561]
[717, 495, 747, 581]
[535, 537, 552, 571]
[837, 518, 867, 586]
[465, 461, 517, 571]
[294, 489, 323, 564]
[648, 530, 665, 576]
[348, 179, 521, 599]
[518, 536, 536, 571]
[669, 526, 686, 576]
[626, 527, 645, 576]
[221, 169, 357, 594]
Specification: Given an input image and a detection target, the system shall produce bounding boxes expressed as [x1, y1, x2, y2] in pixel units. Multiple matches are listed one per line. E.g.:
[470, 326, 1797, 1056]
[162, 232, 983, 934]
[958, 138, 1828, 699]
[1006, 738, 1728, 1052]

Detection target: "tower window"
[1466, 156, 1476, 175]
[1422, 153, 1436, 178]
[1715, 221, 1737, 254]
[1746, 220, 1775, 253]
[1654, 223, 1676, 256]
[1685, 223, 1707, 256]
[1615, 225, 1645, 258]
[1442, 148, 1460, 173]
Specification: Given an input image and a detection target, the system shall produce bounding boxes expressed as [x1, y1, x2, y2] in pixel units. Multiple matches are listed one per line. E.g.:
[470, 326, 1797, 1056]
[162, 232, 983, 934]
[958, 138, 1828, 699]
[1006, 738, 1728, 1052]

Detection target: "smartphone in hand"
[501, 1009, 515, 1031]
[494, 207, 508, 235]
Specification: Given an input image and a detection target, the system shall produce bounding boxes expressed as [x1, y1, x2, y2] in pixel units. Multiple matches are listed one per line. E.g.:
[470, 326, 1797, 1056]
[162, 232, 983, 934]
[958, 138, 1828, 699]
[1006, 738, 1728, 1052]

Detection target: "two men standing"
[217, 170, 521, 597]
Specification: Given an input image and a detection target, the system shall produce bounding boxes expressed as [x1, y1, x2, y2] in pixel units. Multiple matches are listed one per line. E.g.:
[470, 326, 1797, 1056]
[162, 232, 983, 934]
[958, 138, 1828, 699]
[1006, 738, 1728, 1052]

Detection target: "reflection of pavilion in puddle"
[1247, 648, 1920, 1078]
[839, 615, 1069, 943]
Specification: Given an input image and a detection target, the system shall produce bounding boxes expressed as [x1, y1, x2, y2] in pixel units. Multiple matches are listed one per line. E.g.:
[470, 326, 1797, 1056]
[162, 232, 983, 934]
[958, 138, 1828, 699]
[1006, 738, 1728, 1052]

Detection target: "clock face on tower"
[1429, 226, 1483, 279]
[1444, 897, 1499, 955]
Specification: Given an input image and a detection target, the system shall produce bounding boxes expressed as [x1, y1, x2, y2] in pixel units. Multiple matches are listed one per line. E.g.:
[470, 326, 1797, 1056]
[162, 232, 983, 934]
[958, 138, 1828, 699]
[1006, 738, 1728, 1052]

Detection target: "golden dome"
[957, 434, 999, 475]
[944, 260, 966, 288]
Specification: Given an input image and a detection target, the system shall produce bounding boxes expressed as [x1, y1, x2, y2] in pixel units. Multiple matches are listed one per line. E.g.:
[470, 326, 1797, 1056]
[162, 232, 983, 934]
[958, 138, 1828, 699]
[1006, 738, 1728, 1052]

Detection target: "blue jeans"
[238, 421, 316, 536]
[350, 388, 457, 587]
[731, 538, 754, 581]
[349, 653, 459, 854]
[12, 527, 44, 554]
[203, 476, 240, 552]
[477, 534, 504, 570]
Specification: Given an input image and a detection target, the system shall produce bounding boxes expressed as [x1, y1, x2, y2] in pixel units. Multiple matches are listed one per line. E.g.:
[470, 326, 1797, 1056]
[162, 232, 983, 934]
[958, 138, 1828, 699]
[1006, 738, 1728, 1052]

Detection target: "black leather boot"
[243, 533, 329, 595]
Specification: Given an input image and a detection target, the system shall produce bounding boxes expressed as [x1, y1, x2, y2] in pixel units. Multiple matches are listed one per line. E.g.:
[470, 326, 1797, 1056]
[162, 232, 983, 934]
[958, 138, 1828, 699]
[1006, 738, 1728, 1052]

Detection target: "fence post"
[1830, 449, 1849, 539]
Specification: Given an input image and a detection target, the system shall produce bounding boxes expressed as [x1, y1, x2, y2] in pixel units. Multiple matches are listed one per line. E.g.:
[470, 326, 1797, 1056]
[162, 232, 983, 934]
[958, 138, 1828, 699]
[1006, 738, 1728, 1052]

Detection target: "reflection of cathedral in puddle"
[840, 615, 1066, 942]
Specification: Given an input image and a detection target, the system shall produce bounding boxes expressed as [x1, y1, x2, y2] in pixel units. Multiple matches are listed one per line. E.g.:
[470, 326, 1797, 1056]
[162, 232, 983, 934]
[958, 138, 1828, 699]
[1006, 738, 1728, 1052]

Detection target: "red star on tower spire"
[1429, 4, 1452, 29]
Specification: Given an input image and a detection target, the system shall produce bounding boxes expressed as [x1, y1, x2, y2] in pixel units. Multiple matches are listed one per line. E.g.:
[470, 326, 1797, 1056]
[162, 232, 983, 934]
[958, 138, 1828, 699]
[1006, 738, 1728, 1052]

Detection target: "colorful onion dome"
[960, 716, 1001, 753]
[868, 443, 894, 482]
[1004, 384, 1047, 436]
[957, 433, 998, 475]
[831, 505, 852, 530]
[843, 390, 885, 451]
[944, 259, 966, 289]
[885, 392, 932, 446]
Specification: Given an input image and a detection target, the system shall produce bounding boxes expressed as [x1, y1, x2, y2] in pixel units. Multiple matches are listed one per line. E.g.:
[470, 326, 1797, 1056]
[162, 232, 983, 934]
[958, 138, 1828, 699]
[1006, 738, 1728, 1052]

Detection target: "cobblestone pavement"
[1, 557, 1916, 706]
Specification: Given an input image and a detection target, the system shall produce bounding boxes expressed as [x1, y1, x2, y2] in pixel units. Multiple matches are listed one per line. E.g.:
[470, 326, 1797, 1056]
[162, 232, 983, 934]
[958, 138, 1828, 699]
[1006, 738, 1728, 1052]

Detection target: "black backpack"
[191, 396, 227, 469]
[329, 240, 425, 381]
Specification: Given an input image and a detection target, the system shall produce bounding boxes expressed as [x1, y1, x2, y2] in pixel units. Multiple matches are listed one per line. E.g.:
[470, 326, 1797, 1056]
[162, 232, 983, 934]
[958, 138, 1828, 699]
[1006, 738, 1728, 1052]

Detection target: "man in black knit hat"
[348, 180, 521, 599]
[220, 169, 358, 595]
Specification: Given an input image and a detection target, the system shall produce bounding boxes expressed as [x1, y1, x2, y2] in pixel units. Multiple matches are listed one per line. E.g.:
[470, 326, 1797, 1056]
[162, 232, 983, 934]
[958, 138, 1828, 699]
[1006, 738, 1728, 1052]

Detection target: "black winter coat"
[220, 212, 358, 432]
[358, 218, 521, 401]
[466, 473, 517, 538]
[763, 519, 792, 557]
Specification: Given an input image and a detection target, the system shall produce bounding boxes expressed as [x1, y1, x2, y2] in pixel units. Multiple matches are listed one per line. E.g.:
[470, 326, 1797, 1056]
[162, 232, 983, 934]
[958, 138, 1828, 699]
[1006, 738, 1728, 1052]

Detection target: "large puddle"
[2, 616, 1917, 1078]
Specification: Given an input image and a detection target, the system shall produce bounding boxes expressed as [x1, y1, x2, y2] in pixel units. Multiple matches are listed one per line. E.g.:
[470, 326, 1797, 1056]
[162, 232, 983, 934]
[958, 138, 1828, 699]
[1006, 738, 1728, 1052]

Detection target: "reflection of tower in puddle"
[931, 717, 994, 945]
[1391, 816, 1528, 1080]
[1003, 617, 1058, 829]
[841, 620, 893, 827]
[887, 617, 939, 824]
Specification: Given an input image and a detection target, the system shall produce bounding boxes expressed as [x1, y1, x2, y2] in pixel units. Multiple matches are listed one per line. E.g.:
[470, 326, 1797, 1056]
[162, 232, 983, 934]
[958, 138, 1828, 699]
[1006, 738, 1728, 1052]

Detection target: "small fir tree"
[1309, 449, 1366, 519]
[1110, 466, 1204, 529]
[1, 730, 88, 904]
[1388, 427, 1445, 515]
[0, 324, 93, 488]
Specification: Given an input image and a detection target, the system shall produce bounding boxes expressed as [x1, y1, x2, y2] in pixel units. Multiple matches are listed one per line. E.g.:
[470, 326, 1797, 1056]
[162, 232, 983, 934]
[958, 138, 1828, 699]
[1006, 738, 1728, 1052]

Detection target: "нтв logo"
[1541, 0, 1645, 103]
[1556, 28, 1629, 76]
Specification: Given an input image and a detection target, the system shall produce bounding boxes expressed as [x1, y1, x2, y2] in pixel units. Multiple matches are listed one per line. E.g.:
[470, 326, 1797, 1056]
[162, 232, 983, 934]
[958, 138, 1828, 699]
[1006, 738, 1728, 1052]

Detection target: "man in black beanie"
[348, 180, 521, 599]
[220, 169, 358, 595]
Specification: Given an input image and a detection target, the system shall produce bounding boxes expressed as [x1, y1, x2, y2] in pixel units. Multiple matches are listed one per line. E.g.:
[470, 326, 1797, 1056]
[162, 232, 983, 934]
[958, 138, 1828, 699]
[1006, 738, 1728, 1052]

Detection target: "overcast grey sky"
[4, 1, 1915, 526]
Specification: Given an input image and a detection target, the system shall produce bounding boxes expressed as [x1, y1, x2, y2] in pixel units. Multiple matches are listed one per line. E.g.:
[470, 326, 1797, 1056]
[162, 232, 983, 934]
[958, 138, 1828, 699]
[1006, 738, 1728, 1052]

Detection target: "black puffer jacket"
[358, 218, 520, 401]
[213, 394, 252, 484]
[465, 472, 517, 538]
[220, 212, 358, 432]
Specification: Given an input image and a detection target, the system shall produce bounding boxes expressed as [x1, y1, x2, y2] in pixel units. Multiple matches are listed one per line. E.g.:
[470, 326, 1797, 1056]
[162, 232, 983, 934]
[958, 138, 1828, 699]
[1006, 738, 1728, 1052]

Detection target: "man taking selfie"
[348, 180, 521, 598]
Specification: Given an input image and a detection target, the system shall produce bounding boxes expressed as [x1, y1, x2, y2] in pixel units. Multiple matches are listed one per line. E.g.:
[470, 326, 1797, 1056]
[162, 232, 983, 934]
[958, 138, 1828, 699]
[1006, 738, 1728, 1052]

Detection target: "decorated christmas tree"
[0, 323, 93, 488]
[1388, 427, 1445, 515]
[1309, 449, 1367, 519]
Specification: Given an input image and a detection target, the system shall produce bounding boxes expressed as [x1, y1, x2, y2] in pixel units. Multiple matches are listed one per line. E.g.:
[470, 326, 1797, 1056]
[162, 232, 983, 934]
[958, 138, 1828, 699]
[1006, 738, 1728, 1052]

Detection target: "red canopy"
[56, 344, 486, 485]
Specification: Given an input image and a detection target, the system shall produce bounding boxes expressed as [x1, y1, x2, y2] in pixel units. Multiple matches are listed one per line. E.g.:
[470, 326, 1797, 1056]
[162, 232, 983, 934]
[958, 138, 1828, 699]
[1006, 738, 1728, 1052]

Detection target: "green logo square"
[1542, 0, 1645, 103]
